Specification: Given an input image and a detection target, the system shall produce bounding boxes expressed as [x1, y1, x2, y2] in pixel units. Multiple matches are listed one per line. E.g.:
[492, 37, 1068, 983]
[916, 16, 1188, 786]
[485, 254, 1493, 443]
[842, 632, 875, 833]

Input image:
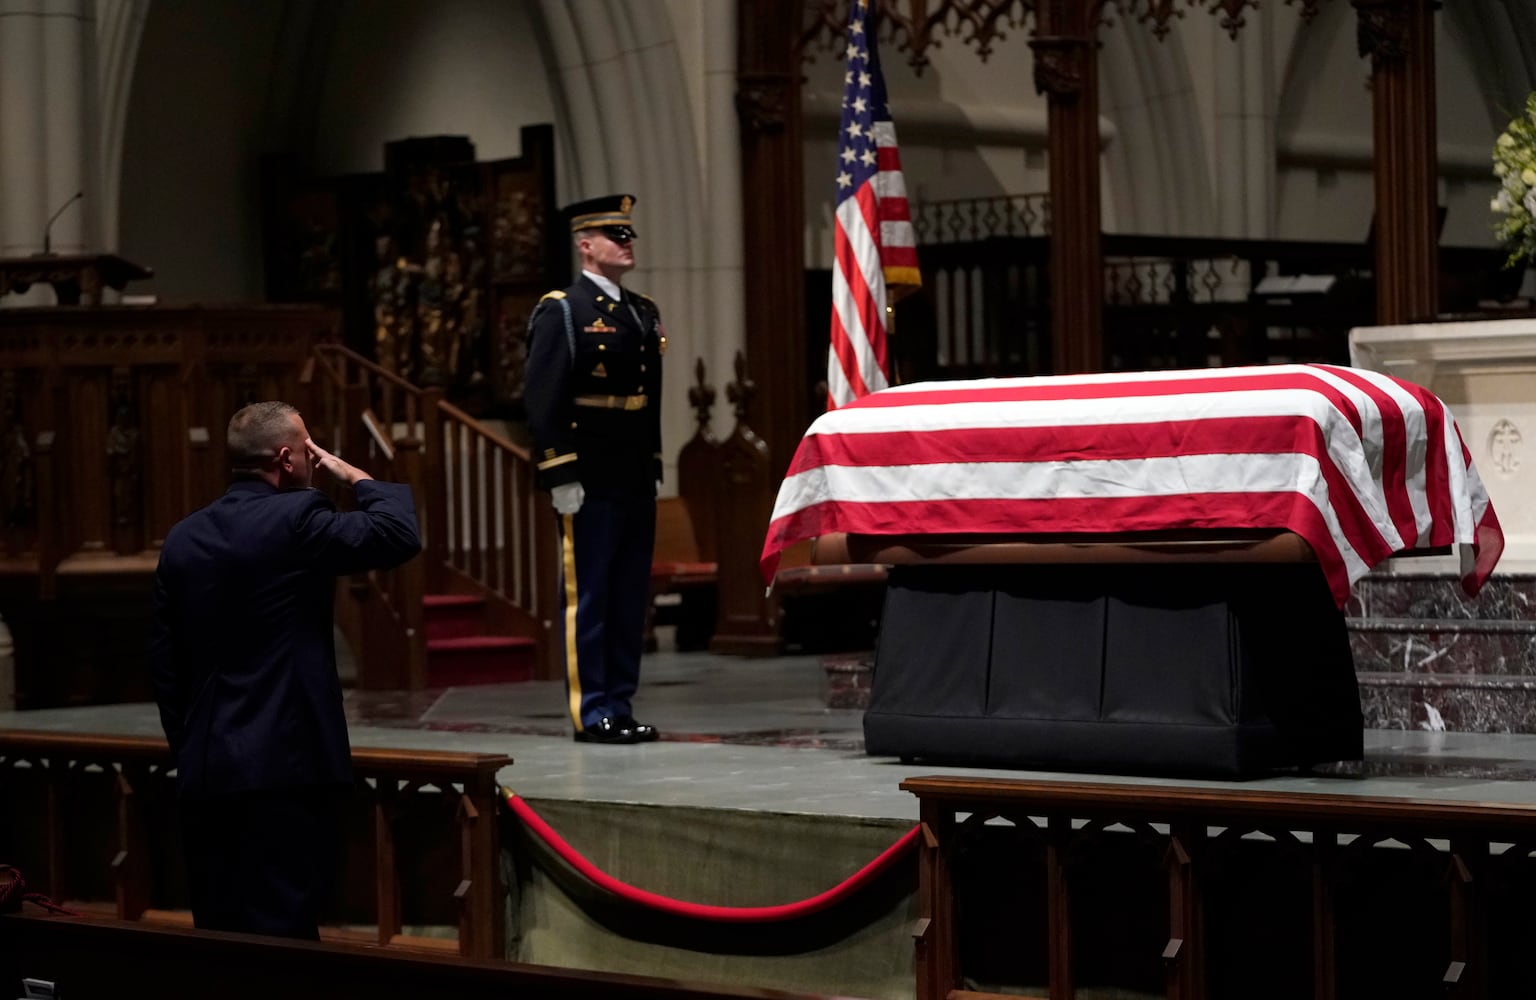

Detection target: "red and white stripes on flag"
[761, 364, 1504, 607]
[827, 0, 920, 411]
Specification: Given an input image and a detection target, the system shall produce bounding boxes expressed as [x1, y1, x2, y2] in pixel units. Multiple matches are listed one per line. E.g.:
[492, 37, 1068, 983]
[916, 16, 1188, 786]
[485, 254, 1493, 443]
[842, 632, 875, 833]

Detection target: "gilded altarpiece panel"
[262, 124, 563, 416]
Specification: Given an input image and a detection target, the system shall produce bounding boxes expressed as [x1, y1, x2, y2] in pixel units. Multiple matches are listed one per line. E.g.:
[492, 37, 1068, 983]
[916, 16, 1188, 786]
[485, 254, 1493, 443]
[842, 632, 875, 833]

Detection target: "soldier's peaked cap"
[566, 194, 637, 234]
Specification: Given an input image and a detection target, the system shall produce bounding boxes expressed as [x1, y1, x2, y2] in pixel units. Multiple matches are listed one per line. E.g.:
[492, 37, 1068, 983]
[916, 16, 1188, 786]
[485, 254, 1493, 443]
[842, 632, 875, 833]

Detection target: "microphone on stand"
[38, 191, 84, 257]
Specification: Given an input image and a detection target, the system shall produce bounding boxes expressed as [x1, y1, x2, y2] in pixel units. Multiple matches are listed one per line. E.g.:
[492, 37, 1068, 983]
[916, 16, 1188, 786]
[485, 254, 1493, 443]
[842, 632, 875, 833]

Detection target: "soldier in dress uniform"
[524, 194, 665, 745]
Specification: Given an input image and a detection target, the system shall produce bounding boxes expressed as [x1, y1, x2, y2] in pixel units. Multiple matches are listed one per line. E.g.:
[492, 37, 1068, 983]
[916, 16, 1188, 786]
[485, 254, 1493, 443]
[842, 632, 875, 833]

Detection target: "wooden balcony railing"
[0, 731, 511, 958]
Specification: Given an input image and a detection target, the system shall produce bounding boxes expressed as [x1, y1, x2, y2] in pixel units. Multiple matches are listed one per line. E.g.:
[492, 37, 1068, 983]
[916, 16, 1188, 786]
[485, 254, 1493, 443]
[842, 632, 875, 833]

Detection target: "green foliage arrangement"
[1492, 94, 1536, 267]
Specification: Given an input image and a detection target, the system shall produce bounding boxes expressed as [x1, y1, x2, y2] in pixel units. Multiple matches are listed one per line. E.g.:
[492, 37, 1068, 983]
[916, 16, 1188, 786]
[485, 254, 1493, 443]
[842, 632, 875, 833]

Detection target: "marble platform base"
[826, 572, 1536, 732]
[822, 651, 875, 710]
[1350, 571, 1536, 732]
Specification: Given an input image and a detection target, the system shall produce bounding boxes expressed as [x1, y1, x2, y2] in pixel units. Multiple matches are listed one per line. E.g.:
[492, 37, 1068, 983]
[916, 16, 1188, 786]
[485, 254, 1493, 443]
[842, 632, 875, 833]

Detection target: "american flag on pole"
[827, 0, 921, 410]
[761, 365, 1505, 607]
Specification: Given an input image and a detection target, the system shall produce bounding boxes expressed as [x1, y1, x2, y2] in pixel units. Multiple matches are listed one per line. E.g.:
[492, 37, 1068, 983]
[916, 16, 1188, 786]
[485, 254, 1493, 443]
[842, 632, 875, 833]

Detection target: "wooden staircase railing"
[303, 343, 561, 689]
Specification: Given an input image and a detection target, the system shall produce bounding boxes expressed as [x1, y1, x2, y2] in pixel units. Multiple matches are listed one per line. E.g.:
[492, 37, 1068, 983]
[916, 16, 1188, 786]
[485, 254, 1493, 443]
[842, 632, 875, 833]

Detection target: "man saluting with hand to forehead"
[149, 401, 421, 939]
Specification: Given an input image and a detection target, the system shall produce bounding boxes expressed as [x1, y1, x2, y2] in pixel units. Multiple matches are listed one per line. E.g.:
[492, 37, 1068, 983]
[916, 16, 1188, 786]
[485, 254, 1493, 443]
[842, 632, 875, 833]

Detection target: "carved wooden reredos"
[261, 125, 564, 417]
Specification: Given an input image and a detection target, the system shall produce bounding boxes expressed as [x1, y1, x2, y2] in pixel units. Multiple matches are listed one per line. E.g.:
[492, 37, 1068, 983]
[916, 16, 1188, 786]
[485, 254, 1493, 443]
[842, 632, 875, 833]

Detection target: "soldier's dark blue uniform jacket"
[524, 275, 664, 496]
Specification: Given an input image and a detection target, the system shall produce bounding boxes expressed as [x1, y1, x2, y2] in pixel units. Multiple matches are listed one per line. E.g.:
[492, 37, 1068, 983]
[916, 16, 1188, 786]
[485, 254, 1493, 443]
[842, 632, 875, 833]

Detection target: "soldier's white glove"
[551, 482, 585, 515]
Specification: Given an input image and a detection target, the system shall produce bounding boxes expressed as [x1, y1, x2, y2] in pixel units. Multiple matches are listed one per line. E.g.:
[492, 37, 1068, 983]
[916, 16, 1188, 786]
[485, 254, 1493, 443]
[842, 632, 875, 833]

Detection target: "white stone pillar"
[0, 0, 97, 305]
[43, 0, 91, 255]
[698, 0, 745, 441]
[0, 1, 50, 266]
[1213, 5, 1276, 238]
[96, 0, 151, 254]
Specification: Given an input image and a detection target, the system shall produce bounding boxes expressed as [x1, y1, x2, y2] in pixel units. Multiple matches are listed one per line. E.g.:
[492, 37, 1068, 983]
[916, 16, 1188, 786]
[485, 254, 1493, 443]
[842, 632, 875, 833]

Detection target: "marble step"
[1357, 671, 1536, 732]
[1347, 617, 1536, 676]
[1347, 572, 1536, 621]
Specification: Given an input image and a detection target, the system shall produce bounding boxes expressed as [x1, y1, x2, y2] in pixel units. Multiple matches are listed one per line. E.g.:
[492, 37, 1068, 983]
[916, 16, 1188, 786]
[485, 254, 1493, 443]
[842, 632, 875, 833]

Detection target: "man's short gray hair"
[227, 401, 301, 470]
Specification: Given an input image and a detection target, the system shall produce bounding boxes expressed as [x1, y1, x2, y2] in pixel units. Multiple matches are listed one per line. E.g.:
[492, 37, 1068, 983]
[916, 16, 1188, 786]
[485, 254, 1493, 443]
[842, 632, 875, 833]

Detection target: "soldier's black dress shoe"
[616, 715, 660, 742]
[573, 717, 644, 744]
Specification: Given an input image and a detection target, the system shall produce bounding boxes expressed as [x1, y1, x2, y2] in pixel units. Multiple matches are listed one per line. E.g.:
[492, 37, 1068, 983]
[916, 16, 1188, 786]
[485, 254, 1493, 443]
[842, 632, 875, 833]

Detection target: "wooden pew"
[0, 731, 510, 958]
[0, 912, 850, 1000]
[648, 495, 719, 652]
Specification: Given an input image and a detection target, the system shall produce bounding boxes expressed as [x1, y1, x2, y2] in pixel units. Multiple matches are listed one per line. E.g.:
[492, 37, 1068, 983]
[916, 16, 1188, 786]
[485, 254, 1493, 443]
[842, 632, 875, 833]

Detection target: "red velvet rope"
[0, 864, 78, 917]
[503, 790, 920, 923]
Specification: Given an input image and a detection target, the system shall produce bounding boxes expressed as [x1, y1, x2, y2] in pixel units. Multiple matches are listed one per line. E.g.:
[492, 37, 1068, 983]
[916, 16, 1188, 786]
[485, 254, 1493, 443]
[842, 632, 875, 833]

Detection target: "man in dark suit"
[524, 194, 664, 745]
[149, 400, 420, 939]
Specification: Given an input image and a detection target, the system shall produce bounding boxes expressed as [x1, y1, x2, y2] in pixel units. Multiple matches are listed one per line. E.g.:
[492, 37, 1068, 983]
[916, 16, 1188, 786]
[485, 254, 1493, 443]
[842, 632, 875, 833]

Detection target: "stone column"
[701, 0, 746, 442]
[1355, 0, 1439, 325]
[96, 0, 152, 255]
[0, 0, 95, 305]
[1031, 0, 1104, 374]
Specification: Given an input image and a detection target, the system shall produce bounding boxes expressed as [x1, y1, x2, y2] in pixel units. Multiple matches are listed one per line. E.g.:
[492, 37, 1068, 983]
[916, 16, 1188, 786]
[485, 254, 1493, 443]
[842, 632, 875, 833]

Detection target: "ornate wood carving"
[688, 357, 717, 432]
[1284, 0, 1328, 24]
[734, 77, 790, 134]
[801, 0, 1034, 73]
[0, 371, 35, 536]
[262, 125, 560, 416]
[0, 254, 151, 306]
[899, 0, 1033, 67]
[710, 351, 779, 655]
[676, 357, 721, 565]
[1203, 0, 1262, 38]
[803, 0, 1308, 68]
[1354, 0, 1411, 63]
[1129, 0, 1184, 40]
[105, 371, 142, 535]
[725, 350, 756, 423]
[1028, 35, 1090, 96]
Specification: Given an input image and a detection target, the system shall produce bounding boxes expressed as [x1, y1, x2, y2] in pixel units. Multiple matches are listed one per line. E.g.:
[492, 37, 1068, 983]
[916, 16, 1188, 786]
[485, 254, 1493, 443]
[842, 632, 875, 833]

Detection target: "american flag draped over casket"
[760, 365, 1504, 607]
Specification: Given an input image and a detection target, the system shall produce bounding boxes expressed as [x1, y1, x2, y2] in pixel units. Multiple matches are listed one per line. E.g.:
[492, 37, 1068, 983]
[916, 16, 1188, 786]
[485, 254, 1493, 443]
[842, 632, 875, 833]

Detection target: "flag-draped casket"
[763, 364, 1503, 607]
[761, 365, 1505, 776]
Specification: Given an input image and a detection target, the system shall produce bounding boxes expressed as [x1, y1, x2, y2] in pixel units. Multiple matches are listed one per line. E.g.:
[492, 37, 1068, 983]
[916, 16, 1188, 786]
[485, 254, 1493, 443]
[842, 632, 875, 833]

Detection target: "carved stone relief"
[1489, 418, 1523, 476]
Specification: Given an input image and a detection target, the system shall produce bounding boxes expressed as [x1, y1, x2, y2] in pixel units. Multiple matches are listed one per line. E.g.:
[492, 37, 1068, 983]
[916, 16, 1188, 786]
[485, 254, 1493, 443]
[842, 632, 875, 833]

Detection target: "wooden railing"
[304, 347, 428, 690]
[434, 397, 559, 672]
[0, 731, 511, 958]
[303, 342, 561, 687]
[902, 775, 1536, 1000]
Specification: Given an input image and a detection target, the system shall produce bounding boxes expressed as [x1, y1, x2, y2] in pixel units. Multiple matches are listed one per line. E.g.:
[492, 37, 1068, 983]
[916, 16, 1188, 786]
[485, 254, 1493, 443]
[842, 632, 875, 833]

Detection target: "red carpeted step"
[426, 635, 537, 687]
[422, 593, 488, 641]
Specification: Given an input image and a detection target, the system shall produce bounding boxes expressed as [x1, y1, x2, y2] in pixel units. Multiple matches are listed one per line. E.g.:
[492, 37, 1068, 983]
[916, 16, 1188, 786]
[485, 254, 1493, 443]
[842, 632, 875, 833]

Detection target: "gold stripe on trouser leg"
[561, 515, 584, 731]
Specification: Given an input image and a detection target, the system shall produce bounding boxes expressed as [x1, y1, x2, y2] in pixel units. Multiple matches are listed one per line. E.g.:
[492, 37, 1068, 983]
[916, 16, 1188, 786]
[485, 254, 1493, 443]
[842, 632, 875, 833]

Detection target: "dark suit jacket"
[149, 478, 421, 797]
[523, 274, 664, 496]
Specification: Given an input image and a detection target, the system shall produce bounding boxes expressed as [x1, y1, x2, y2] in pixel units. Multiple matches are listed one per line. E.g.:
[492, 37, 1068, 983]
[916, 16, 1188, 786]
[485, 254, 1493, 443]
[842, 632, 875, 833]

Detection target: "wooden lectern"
[0, 254, 152, 305]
